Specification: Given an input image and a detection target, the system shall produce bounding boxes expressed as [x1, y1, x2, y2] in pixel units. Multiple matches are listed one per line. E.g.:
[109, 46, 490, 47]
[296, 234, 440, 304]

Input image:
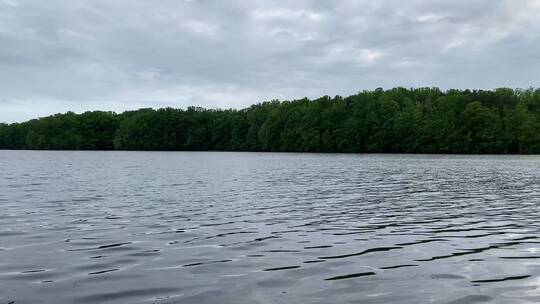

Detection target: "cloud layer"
[1, 0, 539, 122]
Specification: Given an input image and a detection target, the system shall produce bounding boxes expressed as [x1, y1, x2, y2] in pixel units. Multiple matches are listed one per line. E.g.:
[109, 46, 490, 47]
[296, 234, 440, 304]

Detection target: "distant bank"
[1, 87, 539, 154]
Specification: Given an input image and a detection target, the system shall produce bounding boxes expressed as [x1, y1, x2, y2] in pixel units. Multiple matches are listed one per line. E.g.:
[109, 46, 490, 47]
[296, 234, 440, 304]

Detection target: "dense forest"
[1, 88, 540, 153]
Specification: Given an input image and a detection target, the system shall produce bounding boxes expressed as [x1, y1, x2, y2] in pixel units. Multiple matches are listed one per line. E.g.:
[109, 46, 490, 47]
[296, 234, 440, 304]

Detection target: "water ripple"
[1, 152, 539, 303]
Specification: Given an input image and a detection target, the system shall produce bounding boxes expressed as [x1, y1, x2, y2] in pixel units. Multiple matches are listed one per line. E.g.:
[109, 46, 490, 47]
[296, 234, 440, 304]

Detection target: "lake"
[1, 151, 539, 303]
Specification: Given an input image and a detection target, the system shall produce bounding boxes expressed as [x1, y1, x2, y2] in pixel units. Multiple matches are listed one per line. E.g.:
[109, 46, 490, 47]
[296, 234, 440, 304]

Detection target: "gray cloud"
[1, 0, 539, 122]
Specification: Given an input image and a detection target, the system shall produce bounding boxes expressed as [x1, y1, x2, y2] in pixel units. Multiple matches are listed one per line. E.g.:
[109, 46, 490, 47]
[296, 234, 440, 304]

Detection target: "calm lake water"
[1, 151, 539, 304]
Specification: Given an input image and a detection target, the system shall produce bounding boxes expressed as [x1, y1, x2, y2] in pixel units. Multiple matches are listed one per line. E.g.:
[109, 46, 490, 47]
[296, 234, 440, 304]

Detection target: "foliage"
[1, 88, 540, 153]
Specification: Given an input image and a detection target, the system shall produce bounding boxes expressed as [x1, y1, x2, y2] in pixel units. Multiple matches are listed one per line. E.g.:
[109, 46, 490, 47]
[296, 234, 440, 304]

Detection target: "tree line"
[1, 87, 540, 153]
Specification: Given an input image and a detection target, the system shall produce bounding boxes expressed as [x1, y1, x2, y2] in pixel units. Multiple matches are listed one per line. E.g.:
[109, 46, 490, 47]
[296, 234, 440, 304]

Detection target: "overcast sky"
[1, 0, 539, 122]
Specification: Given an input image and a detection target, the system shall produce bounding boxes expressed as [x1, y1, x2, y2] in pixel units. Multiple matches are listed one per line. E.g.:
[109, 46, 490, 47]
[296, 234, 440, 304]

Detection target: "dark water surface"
[1, 151, 539, 304]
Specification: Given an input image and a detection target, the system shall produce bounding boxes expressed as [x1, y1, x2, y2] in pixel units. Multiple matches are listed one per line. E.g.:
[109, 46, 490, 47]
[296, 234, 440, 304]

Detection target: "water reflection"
[0, 151, 539, 303]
